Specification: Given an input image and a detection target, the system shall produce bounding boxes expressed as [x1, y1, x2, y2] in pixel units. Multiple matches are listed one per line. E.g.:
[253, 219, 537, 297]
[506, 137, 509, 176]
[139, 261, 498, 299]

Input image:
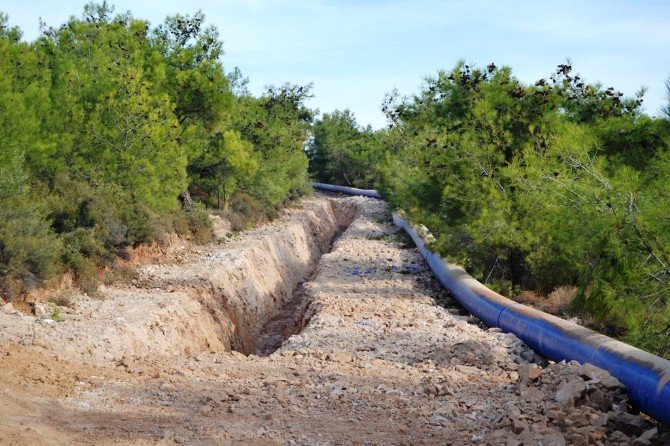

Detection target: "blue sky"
[3, 0, 669, 128]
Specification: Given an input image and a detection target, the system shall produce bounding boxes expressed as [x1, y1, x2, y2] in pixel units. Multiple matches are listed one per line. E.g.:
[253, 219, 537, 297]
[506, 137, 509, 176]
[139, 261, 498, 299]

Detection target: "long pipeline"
[312, 182, 381, 199]
[312, 183, 670, 425]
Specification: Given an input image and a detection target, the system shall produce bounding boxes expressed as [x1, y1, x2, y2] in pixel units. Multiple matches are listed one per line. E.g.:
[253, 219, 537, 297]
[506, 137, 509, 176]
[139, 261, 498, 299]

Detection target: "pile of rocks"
[485, 361, 666, 445]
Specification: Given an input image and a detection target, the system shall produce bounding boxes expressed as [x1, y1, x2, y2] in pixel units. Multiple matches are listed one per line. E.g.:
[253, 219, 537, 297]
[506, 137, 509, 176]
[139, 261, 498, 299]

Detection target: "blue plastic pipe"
[392, 213, 670, 426]
[312, 182, 670, 425]
[312, 182, 381, 199]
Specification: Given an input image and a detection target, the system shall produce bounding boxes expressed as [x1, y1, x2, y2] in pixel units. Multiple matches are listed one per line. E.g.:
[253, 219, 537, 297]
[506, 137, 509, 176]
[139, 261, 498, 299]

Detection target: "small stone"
[506, 404, 521, 419]
[579, 363, 608, 381]
[485, 429, 508, 445]
[519, 384, 543, 403]
[1, 302, 14, 313]
[609, 431, 631, 444]
[571, 411, 590, 427]
[519, 364, 543, 381]
[611, 412, 649, 437]
[588, 389, 606, 410]
[579, 363, 624, 389]
[632, 427, 658, 446]
[591, 412, 609, 427]
[601, 375, 625, 390]
[512, 418, 529, 434]
[535, 433, 565, 446]
[496, 417, 511, 429]
[424, 385, 438, 396]
[31, 301, 51, 319]
[555, 378, 586, 404]
[568, 433, 588, 446]
[546, 410, 565, 423]
[436, 384, 455, 396]
[587, 429, 607, 443]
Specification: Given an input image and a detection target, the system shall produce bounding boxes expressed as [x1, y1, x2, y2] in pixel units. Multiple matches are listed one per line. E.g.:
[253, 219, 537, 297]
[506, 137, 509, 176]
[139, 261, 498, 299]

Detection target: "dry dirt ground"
[0, 194, 665, 445]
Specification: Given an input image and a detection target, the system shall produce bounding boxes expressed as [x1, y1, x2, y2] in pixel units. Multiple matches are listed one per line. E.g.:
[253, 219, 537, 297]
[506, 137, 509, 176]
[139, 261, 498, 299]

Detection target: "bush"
[47, 175, 154, 260]
[171, 206, 215, 245]
[0, 198, 61, 299]
[308, 109, 383, 188]
[229, 192, 269, 230]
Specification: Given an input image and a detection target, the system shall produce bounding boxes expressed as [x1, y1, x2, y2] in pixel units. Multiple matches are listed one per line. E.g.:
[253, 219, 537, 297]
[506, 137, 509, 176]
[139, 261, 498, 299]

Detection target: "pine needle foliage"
[0, 5, 313, 298]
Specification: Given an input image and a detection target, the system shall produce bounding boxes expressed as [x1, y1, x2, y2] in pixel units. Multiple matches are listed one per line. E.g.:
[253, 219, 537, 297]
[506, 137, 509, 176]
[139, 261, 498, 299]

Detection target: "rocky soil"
[0, 193, 666, 445]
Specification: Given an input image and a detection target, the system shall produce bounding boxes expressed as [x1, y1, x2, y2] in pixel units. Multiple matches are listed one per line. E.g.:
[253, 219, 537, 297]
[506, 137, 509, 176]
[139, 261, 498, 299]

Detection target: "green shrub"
[170, 206, 214, 245]
[49, 302, 64, 322]
[308, 109, 383, 188]
[0, 198, 61, 298]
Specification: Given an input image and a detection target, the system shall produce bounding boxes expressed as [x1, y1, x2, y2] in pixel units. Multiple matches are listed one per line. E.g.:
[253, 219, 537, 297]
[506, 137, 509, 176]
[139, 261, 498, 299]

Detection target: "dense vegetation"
[0, 4, 313, 298]
[310, 63, 670, 358]
[308, 109, 381, 188]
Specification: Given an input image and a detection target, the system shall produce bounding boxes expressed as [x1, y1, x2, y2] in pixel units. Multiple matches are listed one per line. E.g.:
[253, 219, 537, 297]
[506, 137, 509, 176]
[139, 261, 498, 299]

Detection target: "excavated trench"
[210, 196, 359, 356]
[246, 228, 346, 357]
[254, 276, 314, 355]
[11, 195, 362, 364]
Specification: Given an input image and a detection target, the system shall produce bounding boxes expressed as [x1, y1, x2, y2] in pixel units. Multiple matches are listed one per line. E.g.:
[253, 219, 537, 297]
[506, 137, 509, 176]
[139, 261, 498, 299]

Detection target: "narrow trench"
[253, 282, 310, 356]
[253, 219, 349, 356]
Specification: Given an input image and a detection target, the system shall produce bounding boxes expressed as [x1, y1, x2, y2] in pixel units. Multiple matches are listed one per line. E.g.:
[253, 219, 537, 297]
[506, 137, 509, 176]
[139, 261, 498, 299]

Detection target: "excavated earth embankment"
[0, 193, 666, 445]
[0, 197, 356, 363]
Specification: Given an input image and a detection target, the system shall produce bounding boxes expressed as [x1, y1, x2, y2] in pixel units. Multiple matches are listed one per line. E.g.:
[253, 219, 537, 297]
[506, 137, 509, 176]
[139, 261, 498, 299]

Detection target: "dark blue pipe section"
[393, 212, 670, 426]
[312, 182, 381, 199]
[498, 309, 670, 425]
[311, 183, 670, 425]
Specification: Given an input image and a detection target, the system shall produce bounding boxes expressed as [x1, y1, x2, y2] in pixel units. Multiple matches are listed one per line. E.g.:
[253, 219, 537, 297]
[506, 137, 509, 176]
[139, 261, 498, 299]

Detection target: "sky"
[3, 0, 669, 128]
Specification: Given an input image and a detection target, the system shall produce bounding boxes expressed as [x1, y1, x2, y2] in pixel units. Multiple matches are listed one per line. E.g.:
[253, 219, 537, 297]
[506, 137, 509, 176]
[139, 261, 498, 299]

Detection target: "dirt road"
[0, 194, 664, 445]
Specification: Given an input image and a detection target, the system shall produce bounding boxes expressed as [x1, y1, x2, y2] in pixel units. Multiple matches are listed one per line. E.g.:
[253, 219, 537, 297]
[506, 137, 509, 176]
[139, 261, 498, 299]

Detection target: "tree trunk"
[509, 248, 523, 288]
[179, 187, 193, 209]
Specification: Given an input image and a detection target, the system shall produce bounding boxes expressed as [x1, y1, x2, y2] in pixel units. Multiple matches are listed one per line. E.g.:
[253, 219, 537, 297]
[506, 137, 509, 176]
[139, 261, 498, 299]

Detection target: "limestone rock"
[555, 378, 586, 404]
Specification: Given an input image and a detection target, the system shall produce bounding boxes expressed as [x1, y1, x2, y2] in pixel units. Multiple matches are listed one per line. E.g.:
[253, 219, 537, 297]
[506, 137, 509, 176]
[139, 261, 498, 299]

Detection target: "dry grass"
[103, 264, 137, 286]
[514, 285, 577, 316]
[50, 291, 76, 308]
